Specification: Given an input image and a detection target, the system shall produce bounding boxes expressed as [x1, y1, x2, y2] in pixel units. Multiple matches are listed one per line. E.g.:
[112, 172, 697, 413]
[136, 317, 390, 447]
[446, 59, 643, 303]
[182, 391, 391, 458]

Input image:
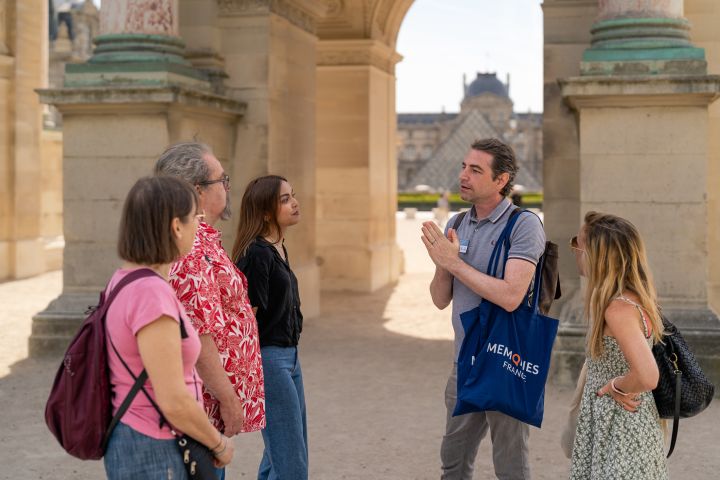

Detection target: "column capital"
[317, 39, 402, 74]
[560, 74, 720, 108]
[216, 0, 328, 34]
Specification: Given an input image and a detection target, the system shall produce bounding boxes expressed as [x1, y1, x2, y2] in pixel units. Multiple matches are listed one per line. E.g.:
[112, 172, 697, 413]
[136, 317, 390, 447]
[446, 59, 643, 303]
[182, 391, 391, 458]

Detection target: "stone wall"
[542, 0, 597, 384]
[0, 0, 48, 281]
[687, 0, 720, 317]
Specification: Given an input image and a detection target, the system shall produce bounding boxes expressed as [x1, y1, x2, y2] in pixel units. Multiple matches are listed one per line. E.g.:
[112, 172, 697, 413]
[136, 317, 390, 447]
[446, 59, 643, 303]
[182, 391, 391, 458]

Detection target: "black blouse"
[235, 237, 303, 348]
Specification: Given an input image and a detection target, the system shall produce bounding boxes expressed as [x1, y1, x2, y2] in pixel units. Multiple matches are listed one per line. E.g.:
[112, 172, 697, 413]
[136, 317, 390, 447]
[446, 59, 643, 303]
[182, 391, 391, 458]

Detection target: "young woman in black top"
[232, 175, 307, 480]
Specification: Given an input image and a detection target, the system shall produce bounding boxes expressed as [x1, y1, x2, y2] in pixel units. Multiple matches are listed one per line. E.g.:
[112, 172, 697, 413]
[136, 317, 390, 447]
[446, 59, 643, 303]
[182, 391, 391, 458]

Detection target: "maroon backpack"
[45, 268, 157, 460]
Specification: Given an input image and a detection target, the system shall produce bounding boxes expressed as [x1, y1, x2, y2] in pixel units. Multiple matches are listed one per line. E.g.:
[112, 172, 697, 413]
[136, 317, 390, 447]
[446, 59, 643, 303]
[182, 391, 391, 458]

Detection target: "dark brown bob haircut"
[118, 176, 198, 265]
[471, 138, 518, 197]
[231, 174, 288, 261]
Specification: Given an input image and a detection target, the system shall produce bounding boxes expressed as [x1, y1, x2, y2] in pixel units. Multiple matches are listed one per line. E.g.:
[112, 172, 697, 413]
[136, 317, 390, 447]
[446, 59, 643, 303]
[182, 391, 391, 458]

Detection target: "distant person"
[104, 176, 233, 479]
[436, 190, 451, 228]
[569, 212, 667, 479]
[49, 0, 58, 43]
[233, 175, 308, 480]
[54, 0, 75, 41]
[155, 142, 266, 479]
[421, 138, 545, 480]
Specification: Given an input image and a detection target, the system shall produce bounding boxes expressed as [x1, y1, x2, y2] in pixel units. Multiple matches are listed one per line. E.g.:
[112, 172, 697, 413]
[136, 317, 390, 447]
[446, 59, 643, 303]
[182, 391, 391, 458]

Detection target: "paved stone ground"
[1, 213, 718, 479]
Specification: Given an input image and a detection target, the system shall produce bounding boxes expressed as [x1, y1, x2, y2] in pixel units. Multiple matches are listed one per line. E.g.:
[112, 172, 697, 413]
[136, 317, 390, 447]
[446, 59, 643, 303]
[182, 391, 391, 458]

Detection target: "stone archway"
[28, 0, 720, 390]
[314, 0, 413, 292]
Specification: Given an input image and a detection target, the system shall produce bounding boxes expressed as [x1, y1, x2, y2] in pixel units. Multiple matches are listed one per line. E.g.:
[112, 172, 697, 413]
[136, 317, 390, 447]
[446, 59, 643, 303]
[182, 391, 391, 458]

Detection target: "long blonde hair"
[583, 212, 663, 358]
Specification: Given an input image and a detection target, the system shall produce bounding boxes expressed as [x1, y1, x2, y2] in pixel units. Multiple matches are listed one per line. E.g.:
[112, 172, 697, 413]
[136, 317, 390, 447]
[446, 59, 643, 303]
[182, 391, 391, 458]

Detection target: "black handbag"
[175, 433, 219, 479]
[652, 315, 714, 458]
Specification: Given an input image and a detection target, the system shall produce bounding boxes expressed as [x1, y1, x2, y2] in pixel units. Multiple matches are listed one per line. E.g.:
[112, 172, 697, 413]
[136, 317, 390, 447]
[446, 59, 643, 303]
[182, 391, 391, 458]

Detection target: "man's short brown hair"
[117, 176, 197, 264]
[471, 138, 518, 197]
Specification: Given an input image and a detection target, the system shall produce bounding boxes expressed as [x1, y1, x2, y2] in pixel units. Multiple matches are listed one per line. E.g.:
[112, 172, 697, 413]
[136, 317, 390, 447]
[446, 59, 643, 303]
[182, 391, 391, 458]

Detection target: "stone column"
[64, 0, 206, 89]
[32, 0, 245, 356]
[582, 0, 705, 75]
[558, 0, 720, 388]
[0, 0, 8, 55]
[315, 39, 403, 292]
[179, 0, 227, 92]
[217, 0, 327, 318]
[686, 0, 720, 330]
[0, 0, 47, 281]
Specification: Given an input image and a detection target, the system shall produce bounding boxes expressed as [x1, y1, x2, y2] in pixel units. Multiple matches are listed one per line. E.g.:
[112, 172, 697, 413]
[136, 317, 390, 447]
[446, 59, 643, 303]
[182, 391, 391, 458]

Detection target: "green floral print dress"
[569, 309, 668, 479]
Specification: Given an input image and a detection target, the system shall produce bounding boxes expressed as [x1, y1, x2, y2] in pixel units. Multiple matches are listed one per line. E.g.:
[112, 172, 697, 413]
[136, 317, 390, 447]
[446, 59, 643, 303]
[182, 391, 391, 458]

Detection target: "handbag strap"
[106, 313, 196, 438]
[666, 371, 681, 458]
[101, 369, 149, 451]
[100, 268, 162, 449]
[102, 268, 194, 444]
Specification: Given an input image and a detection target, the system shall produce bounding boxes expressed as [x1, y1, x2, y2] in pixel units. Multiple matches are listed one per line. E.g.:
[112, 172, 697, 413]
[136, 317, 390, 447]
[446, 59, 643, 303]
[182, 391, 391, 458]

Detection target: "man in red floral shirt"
[154, 142, 266, 440]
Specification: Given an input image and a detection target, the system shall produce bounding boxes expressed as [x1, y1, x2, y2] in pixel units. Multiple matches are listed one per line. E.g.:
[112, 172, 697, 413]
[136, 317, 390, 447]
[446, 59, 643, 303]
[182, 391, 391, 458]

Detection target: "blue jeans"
[105, 423, 224, 480]
[258, 346, 308, 480]
[104, 422, 189, 480]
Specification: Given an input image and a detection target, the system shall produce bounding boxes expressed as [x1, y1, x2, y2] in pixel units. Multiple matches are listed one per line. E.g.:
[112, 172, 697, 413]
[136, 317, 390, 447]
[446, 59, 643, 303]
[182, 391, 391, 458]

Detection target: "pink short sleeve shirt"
[105, 268, 203, 440]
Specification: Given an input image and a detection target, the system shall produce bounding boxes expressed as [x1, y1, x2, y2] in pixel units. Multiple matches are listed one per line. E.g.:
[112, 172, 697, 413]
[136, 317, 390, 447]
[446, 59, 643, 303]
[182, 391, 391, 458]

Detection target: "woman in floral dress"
[569, 212, 668, 480]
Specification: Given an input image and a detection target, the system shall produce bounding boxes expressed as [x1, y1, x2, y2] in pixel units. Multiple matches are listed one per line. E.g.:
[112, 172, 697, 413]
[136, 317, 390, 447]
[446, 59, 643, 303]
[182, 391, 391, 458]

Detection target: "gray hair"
[154, 142, 213, 185]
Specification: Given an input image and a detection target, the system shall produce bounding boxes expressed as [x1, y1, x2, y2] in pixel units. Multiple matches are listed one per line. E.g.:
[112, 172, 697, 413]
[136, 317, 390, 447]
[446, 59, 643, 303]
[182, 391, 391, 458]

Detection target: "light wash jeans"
[257, 346, 308, 480]
[105, 422, 224, 480]
[104, 422, 189, 480]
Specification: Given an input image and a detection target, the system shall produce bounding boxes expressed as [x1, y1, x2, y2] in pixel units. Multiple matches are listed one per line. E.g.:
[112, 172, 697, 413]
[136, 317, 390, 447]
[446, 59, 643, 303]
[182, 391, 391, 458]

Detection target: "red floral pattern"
[169, 222, 265, 433]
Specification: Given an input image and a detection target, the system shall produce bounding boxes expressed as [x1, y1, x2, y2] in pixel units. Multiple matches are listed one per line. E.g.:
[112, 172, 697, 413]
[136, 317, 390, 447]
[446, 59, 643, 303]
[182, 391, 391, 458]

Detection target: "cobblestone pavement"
[1, 214, 718, 479]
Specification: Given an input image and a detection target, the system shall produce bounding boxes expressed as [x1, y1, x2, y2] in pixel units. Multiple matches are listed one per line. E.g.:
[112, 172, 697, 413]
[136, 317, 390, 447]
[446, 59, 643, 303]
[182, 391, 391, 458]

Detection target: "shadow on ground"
[2, 219, 719, 478]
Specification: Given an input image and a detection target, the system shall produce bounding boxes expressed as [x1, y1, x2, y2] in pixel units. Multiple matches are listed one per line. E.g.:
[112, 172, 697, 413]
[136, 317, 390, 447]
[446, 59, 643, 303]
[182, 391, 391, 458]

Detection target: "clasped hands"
[421, 221, 461, 271]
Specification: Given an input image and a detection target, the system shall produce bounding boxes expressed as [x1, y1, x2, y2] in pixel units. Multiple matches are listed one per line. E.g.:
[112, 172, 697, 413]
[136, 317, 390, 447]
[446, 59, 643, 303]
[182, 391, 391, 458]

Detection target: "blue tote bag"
[453, 212, 559, 428]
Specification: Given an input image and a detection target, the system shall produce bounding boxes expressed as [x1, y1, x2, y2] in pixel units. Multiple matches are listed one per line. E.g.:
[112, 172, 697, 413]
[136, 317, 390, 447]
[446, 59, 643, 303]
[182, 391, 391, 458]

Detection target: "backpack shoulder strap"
[104, 268, 159, 307]
[451, 211, 467, 231]
[500, 207, 524, 249]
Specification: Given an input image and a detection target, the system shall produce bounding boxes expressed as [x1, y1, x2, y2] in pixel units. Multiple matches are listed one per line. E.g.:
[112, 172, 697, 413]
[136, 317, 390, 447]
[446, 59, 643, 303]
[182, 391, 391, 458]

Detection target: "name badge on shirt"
[459, 239, 469, 254]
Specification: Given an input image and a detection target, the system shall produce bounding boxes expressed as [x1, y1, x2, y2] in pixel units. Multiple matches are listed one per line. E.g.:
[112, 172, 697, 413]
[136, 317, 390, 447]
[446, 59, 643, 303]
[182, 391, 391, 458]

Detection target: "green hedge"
[398, 192, 543, 211]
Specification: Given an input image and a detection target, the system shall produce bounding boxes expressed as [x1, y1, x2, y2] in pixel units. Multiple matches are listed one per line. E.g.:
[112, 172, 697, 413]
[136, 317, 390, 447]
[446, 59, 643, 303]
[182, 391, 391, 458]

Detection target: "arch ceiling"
[316, 0, 414, 49]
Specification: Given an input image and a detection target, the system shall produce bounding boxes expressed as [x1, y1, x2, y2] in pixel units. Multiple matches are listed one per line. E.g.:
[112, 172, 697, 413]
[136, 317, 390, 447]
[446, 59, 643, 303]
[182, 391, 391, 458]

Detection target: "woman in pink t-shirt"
[103, 176, 234, 479]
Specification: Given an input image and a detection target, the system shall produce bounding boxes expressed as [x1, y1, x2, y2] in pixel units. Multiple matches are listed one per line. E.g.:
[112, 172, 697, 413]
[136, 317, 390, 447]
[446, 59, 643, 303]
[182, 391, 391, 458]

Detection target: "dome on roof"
[464, 73, 509, 99]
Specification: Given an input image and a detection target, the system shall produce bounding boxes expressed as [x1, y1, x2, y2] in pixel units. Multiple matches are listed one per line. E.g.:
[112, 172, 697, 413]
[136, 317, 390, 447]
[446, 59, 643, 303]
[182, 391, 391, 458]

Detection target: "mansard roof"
[398, 113, 459, 125]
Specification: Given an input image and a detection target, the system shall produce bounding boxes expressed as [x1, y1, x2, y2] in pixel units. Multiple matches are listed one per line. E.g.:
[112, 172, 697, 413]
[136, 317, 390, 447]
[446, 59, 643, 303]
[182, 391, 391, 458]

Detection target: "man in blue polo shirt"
[421, 138, 546, 480]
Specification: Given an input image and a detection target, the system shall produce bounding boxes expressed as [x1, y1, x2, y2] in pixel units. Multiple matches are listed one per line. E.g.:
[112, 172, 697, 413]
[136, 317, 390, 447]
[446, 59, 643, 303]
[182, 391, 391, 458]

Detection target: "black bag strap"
[105, 313, 196, 444]
[451, 210, 467, 231]
[666, 332, 681, 458]
[667, 371, 681, 458]
[101, 369, 148, 451]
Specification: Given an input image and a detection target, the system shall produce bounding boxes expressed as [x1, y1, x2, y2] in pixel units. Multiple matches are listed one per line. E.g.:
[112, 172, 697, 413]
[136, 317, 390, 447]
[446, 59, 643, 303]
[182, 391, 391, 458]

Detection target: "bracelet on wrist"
[210, 434, 223, 452]
[212, 437, 228, 457]
[611, 377, 629, 396]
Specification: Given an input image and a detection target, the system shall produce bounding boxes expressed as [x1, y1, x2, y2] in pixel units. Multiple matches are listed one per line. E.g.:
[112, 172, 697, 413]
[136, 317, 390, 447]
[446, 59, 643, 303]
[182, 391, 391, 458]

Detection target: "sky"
[91, 0, 544, 112]
[395, 0, 544, 113]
